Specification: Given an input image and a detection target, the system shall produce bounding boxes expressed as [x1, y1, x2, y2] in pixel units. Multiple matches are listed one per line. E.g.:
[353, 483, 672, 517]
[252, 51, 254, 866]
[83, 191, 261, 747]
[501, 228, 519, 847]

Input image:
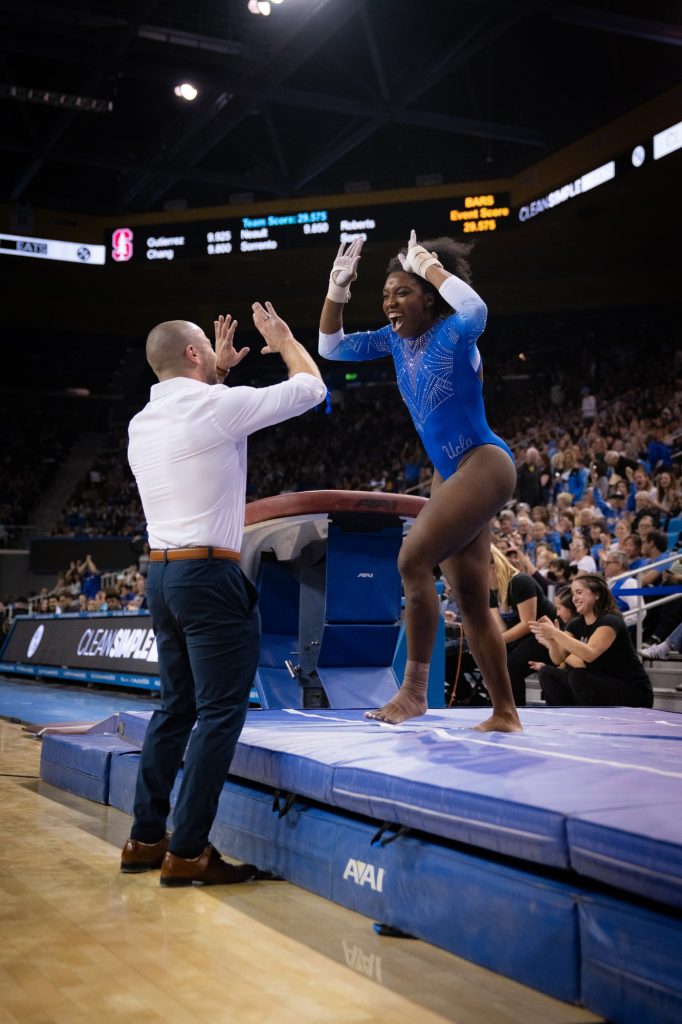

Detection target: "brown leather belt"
[150, 547, 240, 563]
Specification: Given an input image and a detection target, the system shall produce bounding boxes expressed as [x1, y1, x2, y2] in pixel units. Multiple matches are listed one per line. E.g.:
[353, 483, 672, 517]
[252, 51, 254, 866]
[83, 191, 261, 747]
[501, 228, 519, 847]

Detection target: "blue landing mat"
[0, 676, 158, 725]
[107, 704, 682, 908]
[41, 732, 139, 803]
[41, 705, 682, 1022]
[224, 706, 682, 905]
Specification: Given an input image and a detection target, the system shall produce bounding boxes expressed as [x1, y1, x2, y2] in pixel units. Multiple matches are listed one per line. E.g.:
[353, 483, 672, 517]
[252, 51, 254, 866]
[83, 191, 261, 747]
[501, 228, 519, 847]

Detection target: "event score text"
[448, 194, 510, 233]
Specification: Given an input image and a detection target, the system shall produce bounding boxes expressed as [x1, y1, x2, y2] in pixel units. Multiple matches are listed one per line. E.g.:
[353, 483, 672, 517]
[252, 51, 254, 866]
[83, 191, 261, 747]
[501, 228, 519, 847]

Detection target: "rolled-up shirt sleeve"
[213, 372, 327, 438]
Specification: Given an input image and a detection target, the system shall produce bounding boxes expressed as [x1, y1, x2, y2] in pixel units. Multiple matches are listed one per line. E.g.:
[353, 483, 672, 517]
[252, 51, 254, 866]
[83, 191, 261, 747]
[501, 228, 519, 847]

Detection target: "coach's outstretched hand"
[252, 301, 297, 354]
[214, 313, 250, 372]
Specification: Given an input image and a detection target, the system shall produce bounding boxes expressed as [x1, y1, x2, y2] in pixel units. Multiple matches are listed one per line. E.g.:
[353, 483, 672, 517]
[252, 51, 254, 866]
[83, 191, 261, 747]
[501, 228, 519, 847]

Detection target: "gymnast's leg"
[365, 446, 521, 731]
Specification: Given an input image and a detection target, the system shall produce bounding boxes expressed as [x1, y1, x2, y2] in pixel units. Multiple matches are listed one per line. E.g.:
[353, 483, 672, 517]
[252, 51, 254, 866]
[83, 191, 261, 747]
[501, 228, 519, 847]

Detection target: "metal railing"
[606, 552, 682, 651]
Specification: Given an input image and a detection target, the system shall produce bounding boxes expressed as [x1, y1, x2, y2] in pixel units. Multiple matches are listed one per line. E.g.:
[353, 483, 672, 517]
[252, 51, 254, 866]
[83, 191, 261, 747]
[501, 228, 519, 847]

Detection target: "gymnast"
[318, 231, 522, 732]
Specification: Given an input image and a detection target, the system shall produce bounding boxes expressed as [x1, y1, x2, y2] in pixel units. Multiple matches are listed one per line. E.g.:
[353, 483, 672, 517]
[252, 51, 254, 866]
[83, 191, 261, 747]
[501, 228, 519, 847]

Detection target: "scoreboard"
[108, 193, 512, 264]
[2, 109, 680, 271]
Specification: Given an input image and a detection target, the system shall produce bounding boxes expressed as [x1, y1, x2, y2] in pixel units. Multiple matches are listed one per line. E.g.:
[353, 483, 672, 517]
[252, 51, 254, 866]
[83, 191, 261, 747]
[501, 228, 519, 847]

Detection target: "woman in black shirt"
[529, 574, 653, 707]
[490, 546, 557, 706]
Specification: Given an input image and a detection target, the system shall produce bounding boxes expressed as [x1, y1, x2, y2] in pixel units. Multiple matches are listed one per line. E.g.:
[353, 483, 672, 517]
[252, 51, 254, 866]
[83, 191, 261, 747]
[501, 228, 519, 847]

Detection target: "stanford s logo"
[342, 858, 385, 892]
[112, 227, 134, 262]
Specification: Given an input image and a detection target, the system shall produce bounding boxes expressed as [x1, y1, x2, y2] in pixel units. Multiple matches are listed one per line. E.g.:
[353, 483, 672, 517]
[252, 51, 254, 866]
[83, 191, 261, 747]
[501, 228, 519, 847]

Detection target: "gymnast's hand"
[398, 229, 443, 280]
[252, 301, 296, 354]
[214, 313, 250, 372]
[326, 237, 364, 304]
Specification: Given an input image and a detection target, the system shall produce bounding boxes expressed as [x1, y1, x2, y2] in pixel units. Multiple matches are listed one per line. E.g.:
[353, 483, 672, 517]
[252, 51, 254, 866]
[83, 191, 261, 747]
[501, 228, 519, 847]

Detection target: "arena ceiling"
[0, 0, 680, 215]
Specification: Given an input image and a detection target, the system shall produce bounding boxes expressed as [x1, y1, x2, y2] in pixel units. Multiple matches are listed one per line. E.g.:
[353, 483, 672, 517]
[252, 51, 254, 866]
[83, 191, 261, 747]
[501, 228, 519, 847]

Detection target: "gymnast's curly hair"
[385, 236, 474, 318]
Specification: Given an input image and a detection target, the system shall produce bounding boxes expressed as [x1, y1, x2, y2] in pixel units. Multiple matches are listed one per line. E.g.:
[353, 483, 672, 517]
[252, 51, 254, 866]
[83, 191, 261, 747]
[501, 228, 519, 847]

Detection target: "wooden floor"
[0, 719, 604, 1024]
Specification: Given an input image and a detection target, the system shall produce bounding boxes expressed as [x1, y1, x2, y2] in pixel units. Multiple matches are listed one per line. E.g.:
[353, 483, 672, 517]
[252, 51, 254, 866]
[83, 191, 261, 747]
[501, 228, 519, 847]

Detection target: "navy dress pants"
[131, 558, 259, 858]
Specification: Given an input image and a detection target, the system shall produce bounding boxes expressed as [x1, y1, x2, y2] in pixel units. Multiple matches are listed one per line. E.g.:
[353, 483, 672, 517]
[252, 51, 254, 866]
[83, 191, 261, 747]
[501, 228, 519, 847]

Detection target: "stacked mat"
[40, 705, 682, 1024]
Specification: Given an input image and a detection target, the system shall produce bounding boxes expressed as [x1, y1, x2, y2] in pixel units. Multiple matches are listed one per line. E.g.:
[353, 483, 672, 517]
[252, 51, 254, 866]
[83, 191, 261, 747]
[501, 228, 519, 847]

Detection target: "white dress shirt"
[128, 373, 326, 550]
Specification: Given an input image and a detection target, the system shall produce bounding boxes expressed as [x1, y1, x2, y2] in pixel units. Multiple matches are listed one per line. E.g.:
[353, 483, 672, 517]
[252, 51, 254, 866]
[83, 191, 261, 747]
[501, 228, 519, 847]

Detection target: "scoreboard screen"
[108, 193, 512, 264]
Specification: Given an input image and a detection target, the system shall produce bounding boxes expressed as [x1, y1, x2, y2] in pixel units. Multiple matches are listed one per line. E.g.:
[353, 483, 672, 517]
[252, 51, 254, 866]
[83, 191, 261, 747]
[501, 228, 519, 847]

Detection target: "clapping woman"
[529, 574, 653, 707]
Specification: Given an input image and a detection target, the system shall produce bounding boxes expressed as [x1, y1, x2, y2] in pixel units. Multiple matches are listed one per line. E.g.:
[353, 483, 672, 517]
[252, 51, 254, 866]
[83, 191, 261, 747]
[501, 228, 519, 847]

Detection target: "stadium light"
[248, 0, 284, 15]
[174, 83, 198, 101]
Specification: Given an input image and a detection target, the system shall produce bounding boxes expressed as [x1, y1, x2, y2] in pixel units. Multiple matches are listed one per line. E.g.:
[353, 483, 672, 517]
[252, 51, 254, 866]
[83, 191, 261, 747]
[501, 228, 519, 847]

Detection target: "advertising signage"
[1, 614, 159, 679]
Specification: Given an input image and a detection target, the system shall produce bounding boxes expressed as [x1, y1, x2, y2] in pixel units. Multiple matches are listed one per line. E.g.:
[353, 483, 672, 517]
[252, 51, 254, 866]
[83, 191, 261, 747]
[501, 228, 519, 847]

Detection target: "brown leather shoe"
[160, 845, 258, 887]
[120, 836, 169, 873]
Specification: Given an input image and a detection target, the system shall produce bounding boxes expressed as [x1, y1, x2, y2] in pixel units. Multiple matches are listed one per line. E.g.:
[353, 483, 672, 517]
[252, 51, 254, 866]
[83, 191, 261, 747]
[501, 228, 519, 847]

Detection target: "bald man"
[121, 302, 326, 886]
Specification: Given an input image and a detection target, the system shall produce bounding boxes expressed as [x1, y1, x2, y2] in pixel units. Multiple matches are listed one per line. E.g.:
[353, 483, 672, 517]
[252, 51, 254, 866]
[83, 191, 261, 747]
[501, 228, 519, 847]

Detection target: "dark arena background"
[1, 3, 681, 1023]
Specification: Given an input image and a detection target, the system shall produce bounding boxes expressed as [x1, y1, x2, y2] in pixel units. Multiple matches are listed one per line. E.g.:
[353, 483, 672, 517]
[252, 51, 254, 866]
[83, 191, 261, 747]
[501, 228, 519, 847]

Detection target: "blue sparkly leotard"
[319, 276, 513, 480]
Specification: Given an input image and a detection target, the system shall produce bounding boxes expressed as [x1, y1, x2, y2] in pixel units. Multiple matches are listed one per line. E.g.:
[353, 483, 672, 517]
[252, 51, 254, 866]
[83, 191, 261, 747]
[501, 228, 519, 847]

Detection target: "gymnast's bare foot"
[365, 662, 428, 725]
[473, 710, 523, 733]
[365, 691, 428, 725]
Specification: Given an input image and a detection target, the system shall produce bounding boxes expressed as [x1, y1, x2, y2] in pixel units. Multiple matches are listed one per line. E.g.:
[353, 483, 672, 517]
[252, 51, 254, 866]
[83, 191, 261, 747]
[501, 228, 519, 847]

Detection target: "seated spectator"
[647, 426, 673, 475]
[516, 514, 533, 550]
[640, 529, 670, 586]
[558, 450, 589, 502]
[547, 557, 573, 588]
[627, 465, 657, 508]
[599, 481, 630, 527]
[554, 510, 575, 555]
[611, 517, 633, 552]
[534, 543, 554, 578]
[633, 499, 660, 535]
[554, 586, 578, 626]
[505, 545, 550, 593]
[497, 509, 516, 539]
[526, 521, 548, 561]
[57, 594, 75, 614]
[587, 518, 608, 565]
[642, 553, 682, 646]
[100, 589, 123, 612]
[622, 532, 646, 569]
[569, 534, 597, 573]
[125, 576, 147, 610]
[653, 470, 681, 526]
[555, 492, 575, 517]
[490, 545, 558, 706]
[604, 449, 638, 483]
[529, 574, 653, 708]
